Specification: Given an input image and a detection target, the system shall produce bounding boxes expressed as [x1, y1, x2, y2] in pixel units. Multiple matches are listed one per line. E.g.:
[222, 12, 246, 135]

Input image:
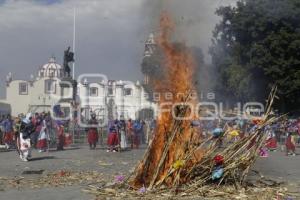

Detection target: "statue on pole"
[63, 46, 74, 78]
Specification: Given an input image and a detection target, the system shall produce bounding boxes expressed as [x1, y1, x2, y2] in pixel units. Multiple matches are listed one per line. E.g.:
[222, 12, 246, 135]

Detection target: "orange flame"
[132, 12, 201, 188]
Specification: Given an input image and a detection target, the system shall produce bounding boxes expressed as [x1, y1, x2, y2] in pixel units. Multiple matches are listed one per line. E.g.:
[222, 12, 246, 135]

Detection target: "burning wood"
[129, 11, 279, 193]
[130, 12, 201, 189]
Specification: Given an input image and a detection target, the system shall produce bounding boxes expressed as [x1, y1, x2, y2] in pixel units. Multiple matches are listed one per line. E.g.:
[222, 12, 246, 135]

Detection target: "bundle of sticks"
[129, 87, 278, 192]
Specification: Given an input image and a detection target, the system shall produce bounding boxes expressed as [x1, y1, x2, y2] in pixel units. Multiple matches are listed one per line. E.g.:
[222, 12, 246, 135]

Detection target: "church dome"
[38, 57, 63, 78]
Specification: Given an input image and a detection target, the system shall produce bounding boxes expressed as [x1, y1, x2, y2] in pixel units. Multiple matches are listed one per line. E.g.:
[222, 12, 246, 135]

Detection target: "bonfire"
[85, 12, 291, 200]
[128, 12, 280, 193]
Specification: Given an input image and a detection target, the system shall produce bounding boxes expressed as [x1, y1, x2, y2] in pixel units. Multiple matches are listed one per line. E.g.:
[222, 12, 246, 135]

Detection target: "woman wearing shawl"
[2, 114, 14, 149]
[56, 120, 65, 151]
[265, 126, 277, 151]
[37, 114, 48, 152]
[119, 119, 127, 150]
[107, 124, 119, 152]
[286, 124, 296, 156]
[126, 119, 133, 149]
[13, 116, 22, 152]
[133, 120, 142, 149]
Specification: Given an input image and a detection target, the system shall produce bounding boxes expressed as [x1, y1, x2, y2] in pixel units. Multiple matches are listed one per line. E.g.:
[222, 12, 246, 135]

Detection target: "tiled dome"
[38, 57, 63, 78]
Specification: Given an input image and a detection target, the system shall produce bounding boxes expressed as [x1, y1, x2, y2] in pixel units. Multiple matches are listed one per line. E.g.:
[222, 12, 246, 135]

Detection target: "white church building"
[0, 57, 156, 121]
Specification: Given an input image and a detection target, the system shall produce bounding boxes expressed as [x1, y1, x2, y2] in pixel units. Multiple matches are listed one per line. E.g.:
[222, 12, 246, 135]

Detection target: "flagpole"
[72, 7, 76, 144]
[72, 7, 76, 79]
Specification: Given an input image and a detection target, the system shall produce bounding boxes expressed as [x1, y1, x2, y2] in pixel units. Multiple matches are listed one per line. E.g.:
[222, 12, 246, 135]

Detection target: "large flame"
[132, 12, 201, 188]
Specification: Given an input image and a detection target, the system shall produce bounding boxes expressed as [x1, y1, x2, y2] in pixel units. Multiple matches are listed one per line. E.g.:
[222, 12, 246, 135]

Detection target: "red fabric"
[266, 138, 277, 149]
[214, 155, 224, 165]
[252, 119, 263, 125]
[37, 139, 47, 149]
[107, 132, 119, 146]
[133, 134, 140, 147]
[57, 126, 65, 149]
[4, 132, 14, 144]
[64, 133, 72, 147]
[286, 136, 295, 151]
[87, 129, 98, 144]
[32, 117, 37, 126]
[35, 125, 42, 133]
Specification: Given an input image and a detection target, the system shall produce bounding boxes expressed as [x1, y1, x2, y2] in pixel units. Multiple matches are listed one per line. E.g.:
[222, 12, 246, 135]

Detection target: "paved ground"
[0, 145, 299, 199]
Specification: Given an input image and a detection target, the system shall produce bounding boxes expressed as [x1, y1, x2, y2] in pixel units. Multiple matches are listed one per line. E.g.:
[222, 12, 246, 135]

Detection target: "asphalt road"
[0, 145, 299, 200]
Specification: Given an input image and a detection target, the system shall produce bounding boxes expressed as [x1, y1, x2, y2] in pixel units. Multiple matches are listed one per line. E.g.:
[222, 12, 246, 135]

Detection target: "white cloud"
[0, 0, 148, 98]
[0, 0, 237, 98]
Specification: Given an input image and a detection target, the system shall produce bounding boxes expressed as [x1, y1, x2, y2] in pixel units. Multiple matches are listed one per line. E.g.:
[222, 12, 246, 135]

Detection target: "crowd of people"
[197, 117, 300, 157]
[0, 111, 156, 161]
[104, 118, 156, 152]
[0, 112, 66, 161]
[0, 111, 299, 161]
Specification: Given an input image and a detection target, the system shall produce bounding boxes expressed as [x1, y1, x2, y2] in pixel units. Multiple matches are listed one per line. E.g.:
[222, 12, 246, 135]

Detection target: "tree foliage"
[210, 0, 300, 111]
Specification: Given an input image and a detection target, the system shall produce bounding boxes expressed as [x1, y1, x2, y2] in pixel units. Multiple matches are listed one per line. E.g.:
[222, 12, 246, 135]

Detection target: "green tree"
[210, 0, 300, 111]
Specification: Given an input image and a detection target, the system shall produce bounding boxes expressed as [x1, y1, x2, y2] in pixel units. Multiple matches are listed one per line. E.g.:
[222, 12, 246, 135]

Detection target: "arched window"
[45, 79, 56, 94]
[90, 87, 98, 97]
[124, 88, 132, 96]
[19, 82, 28, 95]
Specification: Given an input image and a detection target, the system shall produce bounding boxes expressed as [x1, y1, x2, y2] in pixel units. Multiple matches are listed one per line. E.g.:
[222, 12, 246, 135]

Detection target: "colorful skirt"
[37, 131, 48, 149]
[286, 137, 295, 151]
[133, 134, 140, 146]
[56, 127, 65, 150]
[64, 133, 72, 147]
[4, 131, 14, 144]
[266, 137, 277, 150]
[120, 130, 127, 149]
[19, 132, 31, 159]
[87, 129, 98, 144]
[107, 132, 119, 146]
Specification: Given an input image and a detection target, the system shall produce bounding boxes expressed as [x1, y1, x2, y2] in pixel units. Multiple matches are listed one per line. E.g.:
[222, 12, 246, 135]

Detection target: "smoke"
[142, 0, 237, 63]
[141, 0, 237, 96]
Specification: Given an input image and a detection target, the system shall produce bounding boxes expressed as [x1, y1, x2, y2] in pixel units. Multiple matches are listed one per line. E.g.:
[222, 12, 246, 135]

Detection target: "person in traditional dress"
[132, 120, 143, 149]
[286, 131, 296, 156]
[144, 120, 151, 144]
[2, 114, 14, 149]
[119, 119, 127, 150]
[126, 119, 133, 149]
[19, 113, 35, 161]
[265, 125, 277, 151]
[30, 113, 41, 148]
[37, 114, 48, 152]
[56, 120, 65, 151]
[45, 112, 54, 147]
[87, 113, 98, 150]
[107, 125, 119, 152]
[13, 116, 22, 153]
[296, 119, 300, 145]
[0, 115, 4, 145]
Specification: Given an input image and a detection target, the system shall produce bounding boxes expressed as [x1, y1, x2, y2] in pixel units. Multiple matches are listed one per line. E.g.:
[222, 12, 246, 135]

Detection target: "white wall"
[3, 77, 157, 119]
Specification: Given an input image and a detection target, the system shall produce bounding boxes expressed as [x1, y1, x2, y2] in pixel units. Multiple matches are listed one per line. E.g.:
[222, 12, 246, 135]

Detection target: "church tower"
[143, 33, 156, 85]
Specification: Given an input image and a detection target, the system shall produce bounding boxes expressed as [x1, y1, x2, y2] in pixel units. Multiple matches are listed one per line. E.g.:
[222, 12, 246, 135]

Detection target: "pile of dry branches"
[123, 88, 281, 195]
[82, 89, 295, 199]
